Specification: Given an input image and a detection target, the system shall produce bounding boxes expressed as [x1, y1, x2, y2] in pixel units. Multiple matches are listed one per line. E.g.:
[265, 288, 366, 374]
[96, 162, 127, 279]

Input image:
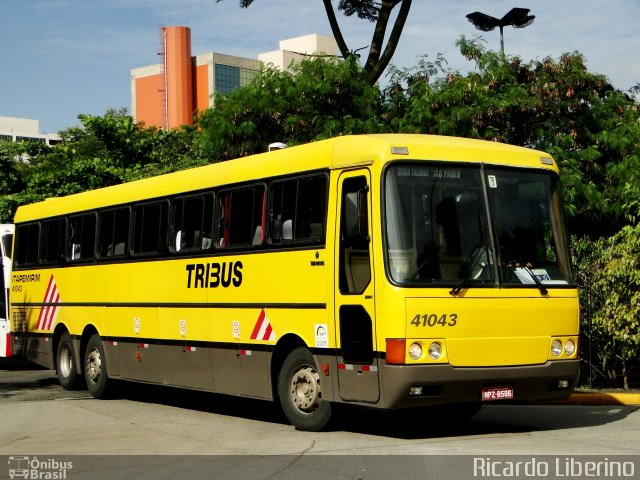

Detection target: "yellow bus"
[9, 134, 579, 431]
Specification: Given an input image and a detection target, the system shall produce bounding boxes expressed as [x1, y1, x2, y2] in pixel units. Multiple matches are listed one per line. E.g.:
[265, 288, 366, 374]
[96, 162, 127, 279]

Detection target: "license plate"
[482, 386, 514, 401]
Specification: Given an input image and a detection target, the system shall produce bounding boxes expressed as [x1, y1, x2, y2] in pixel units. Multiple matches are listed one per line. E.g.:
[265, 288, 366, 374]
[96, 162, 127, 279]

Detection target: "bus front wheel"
[84, 334, 110, 398]
[277, 347, 331, 431]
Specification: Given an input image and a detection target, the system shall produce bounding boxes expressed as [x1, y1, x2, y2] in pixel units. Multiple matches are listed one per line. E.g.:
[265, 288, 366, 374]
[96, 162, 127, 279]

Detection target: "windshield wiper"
[522, 266, 548, 296]
[449, 245, 490, 296]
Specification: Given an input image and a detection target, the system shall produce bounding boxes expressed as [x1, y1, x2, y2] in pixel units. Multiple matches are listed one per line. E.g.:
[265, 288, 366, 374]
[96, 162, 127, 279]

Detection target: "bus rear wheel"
[84, 334, 111, 398]
[56, 332, 81, 390]
[277, 347, 331, 431]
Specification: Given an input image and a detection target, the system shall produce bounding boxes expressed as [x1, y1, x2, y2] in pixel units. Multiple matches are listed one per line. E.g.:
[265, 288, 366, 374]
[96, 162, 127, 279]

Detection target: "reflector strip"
[338, 363, 377, 372]
[239, 349, 252, 356]
[185, 346, 196, 352]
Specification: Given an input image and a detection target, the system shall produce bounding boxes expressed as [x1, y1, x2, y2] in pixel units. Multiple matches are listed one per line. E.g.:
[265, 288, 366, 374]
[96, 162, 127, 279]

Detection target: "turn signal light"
[386, 338, 406, 364]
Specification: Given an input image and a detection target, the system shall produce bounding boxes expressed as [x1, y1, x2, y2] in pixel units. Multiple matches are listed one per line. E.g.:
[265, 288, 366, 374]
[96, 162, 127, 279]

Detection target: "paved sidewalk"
[553, 390, 640, 406]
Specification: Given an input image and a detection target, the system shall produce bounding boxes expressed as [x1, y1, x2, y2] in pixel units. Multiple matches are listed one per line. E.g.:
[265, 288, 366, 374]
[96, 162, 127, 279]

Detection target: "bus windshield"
[384, 163, 574, 288]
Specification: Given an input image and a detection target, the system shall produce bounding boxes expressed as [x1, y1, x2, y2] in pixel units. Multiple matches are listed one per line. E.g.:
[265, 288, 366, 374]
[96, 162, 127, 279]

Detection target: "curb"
[551, 391, 640, 406]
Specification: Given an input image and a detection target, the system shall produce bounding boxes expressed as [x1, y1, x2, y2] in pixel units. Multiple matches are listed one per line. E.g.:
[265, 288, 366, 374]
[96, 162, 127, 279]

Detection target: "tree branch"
[366, 0, 412, 84]
[364, 0, 395, 71]
[323, 0, 352, 60]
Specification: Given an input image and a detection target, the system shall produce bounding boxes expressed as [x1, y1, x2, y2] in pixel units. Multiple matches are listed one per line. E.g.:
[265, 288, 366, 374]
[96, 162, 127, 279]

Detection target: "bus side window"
[68, 213, 96, 261]
[217, 185, 265, 248]
[171, 194, 213, 253]
[14, 224, 39, 266]
[40, 219, 66, 265]
[269, 175, 327, 244]
[99, 208, 130, 258]
[132, 202, 169, 255]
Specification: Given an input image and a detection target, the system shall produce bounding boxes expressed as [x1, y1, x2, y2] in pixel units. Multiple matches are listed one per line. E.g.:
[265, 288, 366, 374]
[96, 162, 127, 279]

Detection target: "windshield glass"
[486, 168, 573, 286]
[384, 163, 574, 287]
[384, 164, 495, 286]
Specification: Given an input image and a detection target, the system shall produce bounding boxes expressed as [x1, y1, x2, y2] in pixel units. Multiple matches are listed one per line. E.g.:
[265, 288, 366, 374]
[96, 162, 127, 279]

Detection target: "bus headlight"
[428, 342, 442, 360]
[564, 339, 576, 356]
[551, 339, 563, 356]
[408, 342, 422, 360]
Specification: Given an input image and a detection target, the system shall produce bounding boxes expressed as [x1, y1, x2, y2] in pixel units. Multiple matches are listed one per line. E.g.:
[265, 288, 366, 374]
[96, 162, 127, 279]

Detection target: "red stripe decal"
[249, 309, 265, 340]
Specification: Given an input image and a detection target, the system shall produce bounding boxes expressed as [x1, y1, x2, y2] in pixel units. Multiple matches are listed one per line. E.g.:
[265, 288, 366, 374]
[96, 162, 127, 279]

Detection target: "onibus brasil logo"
[8, 456, 73, 479]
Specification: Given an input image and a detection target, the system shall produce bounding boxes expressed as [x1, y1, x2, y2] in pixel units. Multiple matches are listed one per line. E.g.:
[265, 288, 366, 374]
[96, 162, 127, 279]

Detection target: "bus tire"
[84, 334, 110, 398]
[277, 347, 331, 431]
[56, 332, 81, 390]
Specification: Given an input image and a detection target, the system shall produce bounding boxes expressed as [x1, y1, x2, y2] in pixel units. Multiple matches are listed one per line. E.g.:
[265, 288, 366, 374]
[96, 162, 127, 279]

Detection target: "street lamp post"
[466, 7, 535, 54]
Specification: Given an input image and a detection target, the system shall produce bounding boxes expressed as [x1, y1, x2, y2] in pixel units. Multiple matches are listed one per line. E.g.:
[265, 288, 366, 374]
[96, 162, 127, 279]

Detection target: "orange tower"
[132, 26, 195, 130]
[162, 26, 194, 129]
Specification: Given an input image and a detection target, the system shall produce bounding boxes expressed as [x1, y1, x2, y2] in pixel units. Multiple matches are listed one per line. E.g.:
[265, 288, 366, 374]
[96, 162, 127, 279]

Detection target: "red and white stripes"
[35, 275, 61, 331]
[250, 309, 276, 341]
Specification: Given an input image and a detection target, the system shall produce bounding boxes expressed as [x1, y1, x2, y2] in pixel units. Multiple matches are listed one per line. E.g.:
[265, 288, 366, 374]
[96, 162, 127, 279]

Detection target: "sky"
[2, 0, 639, 134]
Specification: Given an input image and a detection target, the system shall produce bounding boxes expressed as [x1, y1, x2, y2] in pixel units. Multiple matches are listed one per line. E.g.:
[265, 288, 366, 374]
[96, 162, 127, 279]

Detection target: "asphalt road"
[1, 358, 639, 479]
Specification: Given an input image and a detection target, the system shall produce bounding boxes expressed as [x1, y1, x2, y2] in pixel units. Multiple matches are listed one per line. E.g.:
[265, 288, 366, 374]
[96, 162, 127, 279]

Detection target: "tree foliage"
[198, 56, 382, 160]
[573, 225, 640, 388]
[0, 109, 204, 222]
[383, 37, 640, 236]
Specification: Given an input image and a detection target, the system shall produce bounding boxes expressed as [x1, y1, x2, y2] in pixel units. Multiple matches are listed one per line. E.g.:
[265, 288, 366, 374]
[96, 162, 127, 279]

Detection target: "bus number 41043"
[410, 313, 458, 327]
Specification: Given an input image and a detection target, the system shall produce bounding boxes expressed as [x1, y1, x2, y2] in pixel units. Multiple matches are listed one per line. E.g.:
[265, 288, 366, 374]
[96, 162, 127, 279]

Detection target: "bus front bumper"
[381, 360, 580, 409]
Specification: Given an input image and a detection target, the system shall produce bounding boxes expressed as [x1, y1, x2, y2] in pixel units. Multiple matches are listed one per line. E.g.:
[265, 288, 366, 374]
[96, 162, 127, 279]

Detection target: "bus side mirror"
[344, 189, 369, 243]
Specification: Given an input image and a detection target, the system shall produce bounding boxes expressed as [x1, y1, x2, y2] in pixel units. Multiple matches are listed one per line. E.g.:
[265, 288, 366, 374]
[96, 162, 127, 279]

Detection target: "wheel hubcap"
[86, 348, 102, 383]
[290, 365, 321, 412]
[59, 344, 72, 378]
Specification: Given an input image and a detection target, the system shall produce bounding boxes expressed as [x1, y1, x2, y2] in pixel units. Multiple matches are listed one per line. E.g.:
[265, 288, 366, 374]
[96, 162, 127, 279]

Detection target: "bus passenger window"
[171, 195, 213, 253]
[216, 186, 265, 248]
[14, 223, 40, 266]
[99, 208, 130, 258]
[41, 219, 66, 265]
[269, 175, 327, 244]
[133, 202, 168, 255]
[68, 213, 96, 261]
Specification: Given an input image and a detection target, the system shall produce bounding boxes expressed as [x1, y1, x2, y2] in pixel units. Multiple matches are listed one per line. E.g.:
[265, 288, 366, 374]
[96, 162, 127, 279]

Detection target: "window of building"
[215, 64, 258, 95]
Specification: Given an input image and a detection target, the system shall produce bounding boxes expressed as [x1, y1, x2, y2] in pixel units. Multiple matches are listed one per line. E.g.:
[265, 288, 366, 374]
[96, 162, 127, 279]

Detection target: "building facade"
[131, 27, 338, 130]
[0, 116, 60, 146]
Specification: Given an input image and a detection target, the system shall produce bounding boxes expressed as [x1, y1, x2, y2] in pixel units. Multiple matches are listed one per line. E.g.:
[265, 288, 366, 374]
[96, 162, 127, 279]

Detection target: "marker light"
[551, 340, 563, 356]
[428, 342, 442, 360]
[408, 342, 422, 360]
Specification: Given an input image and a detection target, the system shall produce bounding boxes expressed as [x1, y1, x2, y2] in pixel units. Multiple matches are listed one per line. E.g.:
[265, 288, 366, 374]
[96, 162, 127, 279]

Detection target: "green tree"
[383, 37, 640, 236]
[0, 109, 205, 222]
[216, 0, 412, 84]
[573, 225, 640, 388]
[0, 140, 27, 223]
[198, 56, 382, 160]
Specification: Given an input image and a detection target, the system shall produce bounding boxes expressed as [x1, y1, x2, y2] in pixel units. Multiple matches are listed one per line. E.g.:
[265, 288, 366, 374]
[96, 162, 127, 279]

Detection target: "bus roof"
[14, 134, 557, 223]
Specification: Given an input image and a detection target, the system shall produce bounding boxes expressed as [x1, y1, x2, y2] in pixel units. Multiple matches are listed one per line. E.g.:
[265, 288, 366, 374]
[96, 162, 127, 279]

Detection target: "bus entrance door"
[334, 170, 380, 403]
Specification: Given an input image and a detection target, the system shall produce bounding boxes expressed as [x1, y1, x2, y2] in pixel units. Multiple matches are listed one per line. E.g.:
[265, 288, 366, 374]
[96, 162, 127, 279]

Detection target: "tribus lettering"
[186, 261, 243, 288]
